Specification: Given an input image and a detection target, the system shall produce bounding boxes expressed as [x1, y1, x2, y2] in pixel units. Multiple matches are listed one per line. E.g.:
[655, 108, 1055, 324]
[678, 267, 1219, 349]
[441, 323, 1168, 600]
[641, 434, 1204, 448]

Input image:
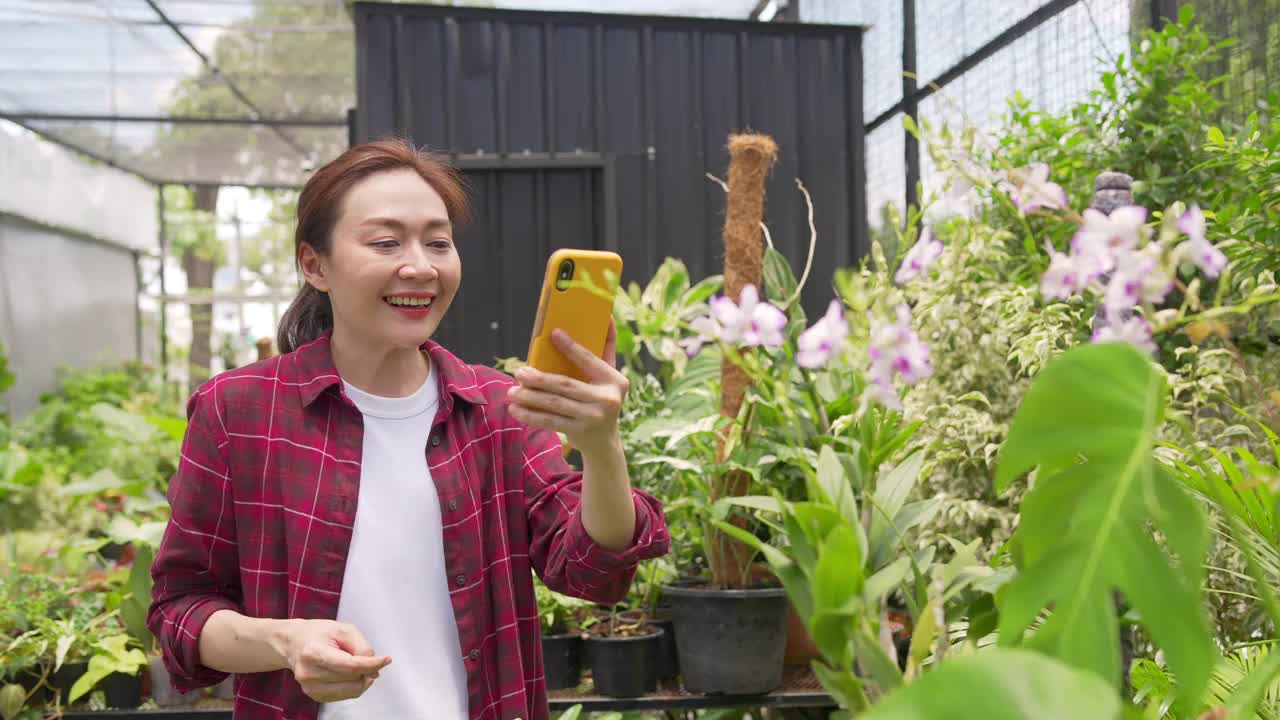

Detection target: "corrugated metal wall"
[353, 3, 865, 366]
[0, 216, 140, 417]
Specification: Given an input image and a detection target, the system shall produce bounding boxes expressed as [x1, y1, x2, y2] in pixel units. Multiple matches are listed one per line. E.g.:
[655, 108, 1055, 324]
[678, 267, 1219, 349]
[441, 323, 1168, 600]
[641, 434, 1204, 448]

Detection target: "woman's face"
[301, 167, 461, 351]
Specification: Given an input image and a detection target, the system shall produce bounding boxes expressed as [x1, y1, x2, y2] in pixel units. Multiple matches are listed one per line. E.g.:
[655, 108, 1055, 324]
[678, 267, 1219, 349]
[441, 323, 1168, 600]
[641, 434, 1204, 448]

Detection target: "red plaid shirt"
[147, 332, 669, 720]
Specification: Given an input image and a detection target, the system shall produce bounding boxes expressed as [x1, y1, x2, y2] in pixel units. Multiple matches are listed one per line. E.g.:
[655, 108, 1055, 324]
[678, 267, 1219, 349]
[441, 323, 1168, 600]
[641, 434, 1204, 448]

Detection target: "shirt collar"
[293, 331, 488, 410]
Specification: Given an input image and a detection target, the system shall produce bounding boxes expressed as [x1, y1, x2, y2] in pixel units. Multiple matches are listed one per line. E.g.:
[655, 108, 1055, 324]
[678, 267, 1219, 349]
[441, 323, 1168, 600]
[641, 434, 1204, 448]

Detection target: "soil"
[583, 615, 659, 639]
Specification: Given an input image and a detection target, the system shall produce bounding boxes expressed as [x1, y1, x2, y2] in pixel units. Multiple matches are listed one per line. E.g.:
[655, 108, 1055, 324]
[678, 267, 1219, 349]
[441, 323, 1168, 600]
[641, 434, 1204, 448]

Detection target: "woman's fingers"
[508, 385, 596, 421]
[303, 676, 376, 703]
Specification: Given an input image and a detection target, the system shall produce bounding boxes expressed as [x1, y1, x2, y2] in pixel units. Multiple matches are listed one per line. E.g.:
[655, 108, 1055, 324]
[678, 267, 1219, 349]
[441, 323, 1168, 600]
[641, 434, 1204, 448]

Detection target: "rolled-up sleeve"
[146, 387, 243, 692]
[521, 425, 670, 605]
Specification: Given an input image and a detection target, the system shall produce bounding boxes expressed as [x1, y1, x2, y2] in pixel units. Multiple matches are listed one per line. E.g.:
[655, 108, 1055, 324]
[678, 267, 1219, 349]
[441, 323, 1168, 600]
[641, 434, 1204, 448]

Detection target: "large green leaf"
[861, 649, 1123, 720]
[993, 343, 1212, 709]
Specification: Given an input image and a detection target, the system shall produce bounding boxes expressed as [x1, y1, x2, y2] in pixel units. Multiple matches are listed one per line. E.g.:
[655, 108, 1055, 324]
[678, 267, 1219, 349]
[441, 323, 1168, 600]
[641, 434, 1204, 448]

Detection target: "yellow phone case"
[527, 249, 623, 383]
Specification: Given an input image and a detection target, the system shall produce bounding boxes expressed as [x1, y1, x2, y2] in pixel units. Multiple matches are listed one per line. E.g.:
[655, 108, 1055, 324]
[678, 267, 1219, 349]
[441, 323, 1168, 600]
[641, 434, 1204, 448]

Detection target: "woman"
[147, 138, 670, 720]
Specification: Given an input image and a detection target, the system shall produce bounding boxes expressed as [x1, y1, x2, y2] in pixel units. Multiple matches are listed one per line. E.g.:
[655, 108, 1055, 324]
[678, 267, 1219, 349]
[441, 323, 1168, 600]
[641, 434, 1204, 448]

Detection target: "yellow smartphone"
[526, 248, 623, 384]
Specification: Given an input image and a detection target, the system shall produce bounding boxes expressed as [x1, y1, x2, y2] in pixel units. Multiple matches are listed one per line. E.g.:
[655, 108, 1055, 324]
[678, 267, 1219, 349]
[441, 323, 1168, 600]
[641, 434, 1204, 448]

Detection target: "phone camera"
[555, 259, 575, 290]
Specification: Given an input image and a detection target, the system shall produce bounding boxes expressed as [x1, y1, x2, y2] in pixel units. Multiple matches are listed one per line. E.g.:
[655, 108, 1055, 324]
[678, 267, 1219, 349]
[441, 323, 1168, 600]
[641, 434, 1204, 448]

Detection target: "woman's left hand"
[508, 320, 629, 458]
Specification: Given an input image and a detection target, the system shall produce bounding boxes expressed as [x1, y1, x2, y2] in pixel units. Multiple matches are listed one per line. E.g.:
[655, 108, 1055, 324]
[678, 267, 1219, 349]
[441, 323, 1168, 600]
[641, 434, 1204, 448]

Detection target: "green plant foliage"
[995, 343, 1212, 708]
[860, 649, 1123, 720]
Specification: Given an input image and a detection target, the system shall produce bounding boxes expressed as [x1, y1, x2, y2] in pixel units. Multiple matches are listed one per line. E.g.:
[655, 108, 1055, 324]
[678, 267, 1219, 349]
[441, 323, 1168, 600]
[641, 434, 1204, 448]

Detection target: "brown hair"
[276, 137, 471, 354]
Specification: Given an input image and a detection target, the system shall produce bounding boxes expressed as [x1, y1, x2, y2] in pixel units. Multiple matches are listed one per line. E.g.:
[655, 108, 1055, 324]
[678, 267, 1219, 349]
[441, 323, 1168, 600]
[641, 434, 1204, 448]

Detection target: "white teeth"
[385, 296, 433, 307]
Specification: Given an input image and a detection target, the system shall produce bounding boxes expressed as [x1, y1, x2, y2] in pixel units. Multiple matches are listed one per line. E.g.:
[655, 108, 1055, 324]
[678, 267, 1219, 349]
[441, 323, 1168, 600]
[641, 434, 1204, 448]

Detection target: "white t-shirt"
[318, 365, 469, 720]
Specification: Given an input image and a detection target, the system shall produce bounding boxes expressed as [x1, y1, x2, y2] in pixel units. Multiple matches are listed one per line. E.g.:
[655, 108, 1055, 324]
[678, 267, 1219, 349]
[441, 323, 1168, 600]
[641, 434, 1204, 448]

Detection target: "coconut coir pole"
[710, 133, 778, 590]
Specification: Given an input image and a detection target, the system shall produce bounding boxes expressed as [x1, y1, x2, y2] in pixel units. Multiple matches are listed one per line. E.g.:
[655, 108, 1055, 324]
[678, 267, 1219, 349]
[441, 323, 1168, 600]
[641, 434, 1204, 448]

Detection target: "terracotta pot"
[783, 601, 820, 666]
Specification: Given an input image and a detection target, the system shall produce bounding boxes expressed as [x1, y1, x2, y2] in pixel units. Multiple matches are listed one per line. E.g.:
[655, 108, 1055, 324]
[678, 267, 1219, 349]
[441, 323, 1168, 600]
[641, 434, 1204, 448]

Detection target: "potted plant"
[616, 558, 679, 683]
[582, 602, 663, 698]
[111, 538, 200, 707]
[534, 580, 593, 691]
[64, 633, 147, 709]
[627, 131, 947, 695]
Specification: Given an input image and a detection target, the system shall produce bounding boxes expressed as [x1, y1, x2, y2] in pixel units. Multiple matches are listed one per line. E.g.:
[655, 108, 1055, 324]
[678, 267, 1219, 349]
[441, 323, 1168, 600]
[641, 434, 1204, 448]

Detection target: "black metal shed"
[353, 2, 866, 366]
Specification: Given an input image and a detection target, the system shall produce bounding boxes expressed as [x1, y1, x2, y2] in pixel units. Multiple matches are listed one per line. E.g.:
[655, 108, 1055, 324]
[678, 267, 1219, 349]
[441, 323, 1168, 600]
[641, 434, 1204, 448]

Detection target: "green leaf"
[813, 524, 865, 613]
[68, 662, 102, 704]
[817, 445, 860, 532]
[868, 450, 925, 568]
[810, 611, 855, 670]
[860, 649, 1123, 720]
[631, 455, 701, 473]
[864, 556, 911, 604]
[995, 343, 1163, 493]
[682, 274, 724, 306]
[615, 321, 637, 357]
[811, 660, 866, 711]
[1149, 466, 1207, 590]
[787, 503, 850, 570]
[853, 626, 903, 692]
[712, 495, 782, 516]
[0, 684, 24, 720]
[145, 415, 187, 442]
[906, 597, 941, 678]
[55, 630, 74, 671]
[1222, 643, 1280, 719]
[967, 594, 999, 642]
[709, 520, 789, 569]
[640, 258, 678, 311]
[90, 403, 160, 443]
[993, 343, 1212, 709]
[1207, 126, 1226, 145]
[763, 246, 799, 306]
[902, 114, 920, 139]
[555, 705, 584, 720]
[55, 468, 127, 497]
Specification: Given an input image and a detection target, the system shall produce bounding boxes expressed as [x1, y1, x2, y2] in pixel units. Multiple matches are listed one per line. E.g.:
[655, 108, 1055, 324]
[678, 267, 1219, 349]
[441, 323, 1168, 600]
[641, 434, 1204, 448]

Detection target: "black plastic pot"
[585, 627, 662, 698]
[17, 668, 50, 706]
[662, 584, 788, 695]
[541, 634, 582, 690]
[648, 607, 679, 681]
[52, 661, 88, 706]
[100, 672, 142, 709]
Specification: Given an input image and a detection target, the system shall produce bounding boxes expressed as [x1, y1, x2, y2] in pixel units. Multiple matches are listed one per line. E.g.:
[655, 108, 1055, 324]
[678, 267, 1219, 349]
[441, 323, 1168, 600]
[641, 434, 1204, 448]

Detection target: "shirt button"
[469, 649, 479, 661]
[448, 498, 458, 511]
[456, 574, 466, 586]
[430, 434, 442, 447]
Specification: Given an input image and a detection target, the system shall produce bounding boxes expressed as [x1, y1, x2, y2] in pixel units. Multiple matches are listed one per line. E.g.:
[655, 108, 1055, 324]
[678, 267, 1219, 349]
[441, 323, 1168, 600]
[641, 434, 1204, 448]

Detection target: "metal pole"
[133, 251, 143, 361]
[157, 185, 169, 385]
[902, 0, 920, 214]
[1150, 0, 1179, 29]
[233, 201, 246, 345]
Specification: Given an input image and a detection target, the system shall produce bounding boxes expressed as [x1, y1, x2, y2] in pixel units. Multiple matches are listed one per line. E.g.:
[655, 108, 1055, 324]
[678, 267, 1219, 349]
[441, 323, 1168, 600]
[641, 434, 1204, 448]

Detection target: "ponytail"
[276, 283, 333, 355]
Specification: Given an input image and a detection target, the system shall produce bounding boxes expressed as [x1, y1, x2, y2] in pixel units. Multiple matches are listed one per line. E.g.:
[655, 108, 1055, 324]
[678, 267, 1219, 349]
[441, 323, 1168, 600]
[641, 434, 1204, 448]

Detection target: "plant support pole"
[710, 133, 777, 589]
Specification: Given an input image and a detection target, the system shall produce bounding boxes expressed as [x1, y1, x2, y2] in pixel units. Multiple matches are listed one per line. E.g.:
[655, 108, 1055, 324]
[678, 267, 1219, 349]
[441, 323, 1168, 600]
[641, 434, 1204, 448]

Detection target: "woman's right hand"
[280, 619, 391, 703]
